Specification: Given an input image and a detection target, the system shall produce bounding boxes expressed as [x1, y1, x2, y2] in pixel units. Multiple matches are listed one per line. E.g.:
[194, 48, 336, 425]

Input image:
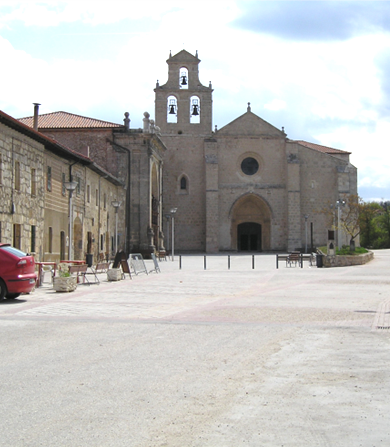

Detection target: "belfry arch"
[230, 194, 272, 251]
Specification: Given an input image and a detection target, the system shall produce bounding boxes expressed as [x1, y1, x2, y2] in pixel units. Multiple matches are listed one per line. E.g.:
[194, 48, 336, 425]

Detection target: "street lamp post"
[336, 199, 346, 251]
[64, 181, 78, 261]
[170, 208, 177, 261]
[304, 214, 309, 253]
[111, 200, 121, 254]
[165, 214, 171, 257]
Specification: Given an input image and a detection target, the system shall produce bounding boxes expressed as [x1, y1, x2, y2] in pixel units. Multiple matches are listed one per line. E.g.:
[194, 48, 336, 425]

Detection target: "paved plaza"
[1, 251, 390, 446]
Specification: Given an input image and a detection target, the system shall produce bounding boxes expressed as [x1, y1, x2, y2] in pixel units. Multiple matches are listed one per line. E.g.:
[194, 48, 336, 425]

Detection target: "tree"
[359, 201, 382, 248]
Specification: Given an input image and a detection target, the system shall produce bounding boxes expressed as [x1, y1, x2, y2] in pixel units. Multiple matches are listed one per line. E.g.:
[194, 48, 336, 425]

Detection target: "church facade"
[155, 50, 357, 253]
[18, 49, 358, 256]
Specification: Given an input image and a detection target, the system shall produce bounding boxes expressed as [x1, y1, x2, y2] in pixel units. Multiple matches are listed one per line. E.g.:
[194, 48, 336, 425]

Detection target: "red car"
[0, 244, 37, 300]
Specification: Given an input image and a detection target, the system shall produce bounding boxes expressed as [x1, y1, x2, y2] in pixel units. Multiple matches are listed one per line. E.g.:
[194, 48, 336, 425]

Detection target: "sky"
[1, 0, 389, 202]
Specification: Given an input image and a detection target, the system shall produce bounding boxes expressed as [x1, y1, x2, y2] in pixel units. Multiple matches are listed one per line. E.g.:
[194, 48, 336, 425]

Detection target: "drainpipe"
[33, 103, 40, 131]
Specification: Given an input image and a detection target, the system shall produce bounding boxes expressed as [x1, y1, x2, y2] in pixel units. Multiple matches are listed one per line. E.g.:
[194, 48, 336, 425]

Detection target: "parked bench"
[276, 252, 303, 268]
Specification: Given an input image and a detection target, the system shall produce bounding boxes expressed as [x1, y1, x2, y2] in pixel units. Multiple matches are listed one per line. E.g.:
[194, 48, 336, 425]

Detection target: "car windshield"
[1, 246, 28, 257]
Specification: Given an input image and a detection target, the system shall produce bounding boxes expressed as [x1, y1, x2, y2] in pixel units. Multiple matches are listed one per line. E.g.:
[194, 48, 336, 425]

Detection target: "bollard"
[204, 255, 207, 270]
[179, 255, 182, 270]
[228, 255, 230, 270]
[252, 255, 255, 269]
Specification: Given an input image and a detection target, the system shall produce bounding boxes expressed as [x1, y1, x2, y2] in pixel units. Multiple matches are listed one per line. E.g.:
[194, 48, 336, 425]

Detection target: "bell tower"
[154, 50, 213, 135]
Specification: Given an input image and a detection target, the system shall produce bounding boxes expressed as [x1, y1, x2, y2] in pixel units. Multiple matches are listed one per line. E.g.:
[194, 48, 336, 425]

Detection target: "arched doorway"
[230, 194, 271, 251]
[238, 222, 262, 251]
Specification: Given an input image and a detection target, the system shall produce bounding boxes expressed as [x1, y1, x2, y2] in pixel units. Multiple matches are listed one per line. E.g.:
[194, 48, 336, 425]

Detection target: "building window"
[180, 176, 187, 190]
[47, 166, 52, 191]
[101, 234, 104, 251]
[13, 224, 21, 249]
[241, 157, 259, 176]
[15, 161, 21, 191]
[87, 184, 90, 203]
[179, 67, 188, 89]
[31, 225, 36, 253]
[76, 176, 81, 195]
[167, 95, 178, 123]
[31, 168, 36, 196]
[62, 173, 66, 196]
[48, 227, 53, 253]
[96, 189, 99, 206]
[104, 193, 106, 210]
[190, 96, 200, 124]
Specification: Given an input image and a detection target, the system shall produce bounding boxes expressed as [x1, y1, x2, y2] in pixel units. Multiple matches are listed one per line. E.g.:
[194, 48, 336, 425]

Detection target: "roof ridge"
[19, 110, 121, 127]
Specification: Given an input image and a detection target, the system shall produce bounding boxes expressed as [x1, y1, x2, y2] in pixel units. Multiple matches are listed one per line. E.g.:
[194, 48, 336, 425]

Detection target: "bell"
[181, 75, 187, 85]
[192, 105, 199, 116]
[169, 105, 176, 114]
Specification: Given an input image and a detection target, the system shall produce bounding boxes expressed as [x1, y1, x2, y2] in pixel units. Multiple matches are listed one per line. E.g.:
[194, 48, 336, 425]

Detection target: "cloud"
[233, 1, 390, 41]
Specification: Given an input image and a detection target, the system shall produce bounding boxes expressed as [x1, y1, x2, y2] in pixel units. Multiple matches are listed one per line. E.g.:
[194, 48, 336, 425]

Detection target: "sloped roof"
[168, 49, 200, 63]
[217, 109, 284, 137]
[18, 111, 122, 129]
[1, 110, 122, 186]
[294, 140, 351, 155]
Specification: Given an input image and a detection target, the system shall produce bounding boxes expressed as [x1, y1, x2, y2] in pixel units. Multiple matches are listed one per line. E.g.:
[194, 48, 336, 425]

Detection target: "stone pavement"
[1, 251, 390, 446]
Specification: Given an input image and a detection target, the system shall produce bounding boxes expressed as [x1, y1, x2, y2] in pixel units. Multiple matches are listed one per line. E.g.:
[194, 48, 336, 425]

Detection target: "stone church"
[155, 50, 357, 253]
[20, 49, 357, 255]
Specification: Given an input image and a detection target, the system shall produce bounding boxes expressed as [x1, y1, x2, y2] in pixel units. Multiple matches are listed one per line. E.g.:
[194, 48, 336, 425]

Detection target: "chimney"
[33, 103, 40, 131]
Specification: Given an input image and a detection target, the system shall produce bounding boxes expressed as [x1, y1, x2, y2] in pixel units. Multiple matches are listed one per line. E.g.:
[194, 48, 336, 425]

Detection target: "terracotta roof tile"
[18, 111, 122, 129]
[294, 140, 351, 155]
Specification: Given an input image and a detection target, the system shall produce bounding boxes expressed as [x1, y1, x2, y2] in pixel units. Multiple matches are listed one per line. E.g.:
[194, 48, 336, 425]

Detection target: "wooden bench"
[287, 252, 301, 267]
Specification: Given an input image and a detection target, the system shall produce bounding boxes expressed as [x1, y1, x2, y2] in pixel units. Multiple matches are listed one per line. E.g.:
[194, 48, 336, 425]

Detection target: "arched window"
[179, 67, 188, 89]
[190, 95, 200, 124]
[167, 95, 178, 123]
[178, 174, 189, 194]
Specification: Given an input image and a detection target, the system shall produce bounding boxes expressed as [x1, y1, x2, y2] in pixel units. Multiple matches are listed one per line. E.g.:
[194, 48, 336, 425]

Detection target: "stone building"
[19, 109, 167, 256]
[154, 50, 357, 252]
[1, 110, 123, 263]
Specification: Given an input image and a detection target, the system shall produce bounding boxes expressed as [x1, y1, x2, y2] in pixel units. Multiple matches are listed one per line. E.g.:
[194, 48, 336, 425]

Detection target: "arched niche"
[167, 95, 178, 123]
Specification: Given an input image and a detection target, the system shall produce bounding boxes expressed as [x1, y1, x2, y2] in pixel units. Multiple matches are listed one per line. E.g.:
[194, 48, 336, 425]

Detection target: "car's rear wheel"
[0, 279, 7, 300]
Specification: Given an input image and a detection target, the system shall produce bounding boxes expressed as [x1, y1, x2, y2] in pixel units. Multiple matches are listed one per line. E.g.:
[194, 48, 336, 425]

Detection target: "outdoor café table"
[36, 262, 57, 287]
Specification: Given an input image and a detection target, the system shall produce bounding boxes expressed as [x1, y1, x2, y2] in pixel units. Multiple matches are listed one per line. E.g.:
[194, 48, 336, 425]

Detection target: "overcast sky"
[1, 0, 389, 201]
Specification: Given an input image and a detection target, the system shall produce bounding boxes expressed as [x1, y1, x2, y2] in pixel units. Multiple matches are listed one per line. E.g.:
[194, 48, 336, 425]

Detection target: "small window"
[104, 193, 107, 210]
[167, 95, 178, 123]
[190, 96, 200, 124]
[76, 176, 81, 195]
[31, 225, 36, 253]
[179, 67, 188, 89]
[13, 224, 21, 249]
[15, 161, 21, 191]
[96, 189, 99, 206]
[48, 227, 53, 253]
[62, 173, 66, 196]
[31, 168, 36, 196]
[47, 166, 52, 191]
[180, 177, 187, 190]
[87, 185, 90, 203]
[179, 175, 189, 195]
